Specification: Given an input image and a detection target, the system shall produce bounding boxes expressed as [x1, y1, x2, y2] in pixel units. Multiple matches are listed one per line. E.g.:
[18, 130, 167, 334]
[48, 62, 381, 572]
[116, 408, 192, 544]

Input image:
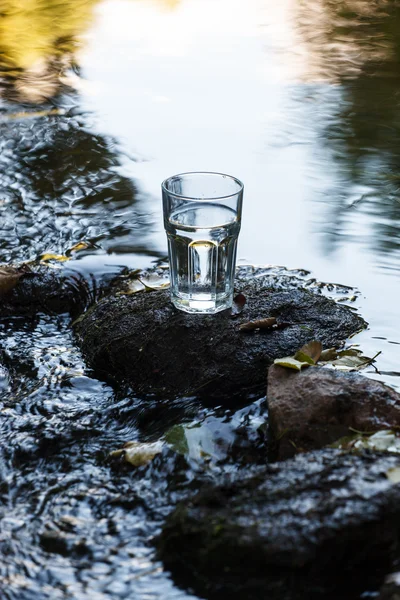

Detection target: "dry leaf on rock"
[274, 340, 322, 370]
[294, 340, 322, 365]
[239, 317, 277, 332]
[273, 356, 313, 371]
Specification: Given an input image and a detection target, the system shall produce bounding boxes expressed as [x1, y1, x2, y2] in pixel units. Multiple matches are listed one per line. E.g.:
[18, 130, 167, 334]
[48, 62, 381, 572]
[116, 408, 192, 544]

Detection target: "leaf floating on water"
[139, 274, 170, 291]
[163, 425, 190, 455]
[355, 430, 400, 453]
[110, 441, 164, 467]
[0, 264, 31, 297]
[40, 253, 70, 263]
[333, 430, 400, 454]
[1, 108, 64, 121]
[117, 279, 146, 296]
[273, 356, 312, 371]
[294, 340, 322, 365]
[66, 241, 91, 255]
[239, 317, 277, 332]
[320, 348, 381, 371]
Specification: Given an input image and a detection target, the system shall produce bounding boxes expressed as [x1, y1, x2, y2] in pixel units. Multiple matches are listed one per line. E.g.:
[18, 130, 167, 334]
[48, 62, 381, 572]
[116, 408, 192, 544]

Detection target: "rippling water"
[0, 0, 400, 597]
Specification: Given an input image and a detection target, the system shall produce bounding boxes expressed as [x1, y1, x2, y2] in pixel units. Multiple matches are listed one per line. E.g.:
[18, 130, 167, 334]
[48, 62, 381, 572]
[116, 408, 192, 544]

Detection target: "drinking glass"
[162, 171, 244, 314]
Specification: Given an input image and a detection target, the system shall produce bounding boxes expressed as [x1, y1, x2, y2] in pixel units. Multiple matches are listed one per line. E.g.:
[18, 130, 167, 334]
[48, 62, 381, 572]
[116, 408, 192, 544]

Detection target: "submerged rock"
[74, 270, 365, 400]
[158, 449, 400, 600]
[268, 365, 400, 459]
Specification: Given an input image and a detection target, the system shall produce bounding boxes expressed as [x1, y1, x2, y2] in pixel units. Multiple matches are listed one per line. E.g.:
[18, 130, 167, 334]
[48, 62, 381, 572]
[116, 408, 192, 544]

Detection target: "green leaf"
[294, 340, 322, 364]
[163, 425, 189, 455]
[293, 351, 315, 365]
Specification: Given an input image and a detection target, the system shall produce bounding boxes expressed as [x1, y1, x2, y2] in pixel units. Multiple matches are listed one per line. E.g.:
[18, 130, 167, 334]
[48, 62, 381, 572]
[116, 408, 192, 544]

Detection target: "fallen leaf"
[273, 356, 312, 371]
[0, 264, 31, 297]
[239, 317, 277, 332]
[320, 348, 338, 361]
[66, 241, 90, 255]
[1, 108, 63, 121]
[294, 340, 322, 365]
[163, 425, 189, 455]
[109, 441, 164, 467]
[139, 274, 170, 290]
[322, 349, 380, 371]
[355, 430, 400, 453]
[40, 253, 70, 263]
[333, 430, 400, 454]
[164, 422, 223, 462]
[117, 279, 146, 296]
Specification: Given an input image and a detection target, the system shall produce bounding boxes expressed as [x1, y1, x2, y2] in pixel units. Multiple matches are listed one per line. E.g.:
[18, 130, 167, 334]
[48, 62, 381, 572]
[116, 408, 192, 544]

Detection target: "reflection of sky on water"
[75, 0, 399, 387]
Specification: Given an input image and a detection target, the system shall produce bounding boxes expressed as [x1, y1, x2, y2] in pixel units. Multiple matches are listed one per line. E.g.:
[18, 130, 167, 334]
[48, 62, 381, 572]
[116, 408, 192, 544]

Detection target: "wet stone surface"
[0, 265, 97, 318]
[268, 365, 400, 460]
[158, 449, 400, 600]
[75, 266, 366, 402]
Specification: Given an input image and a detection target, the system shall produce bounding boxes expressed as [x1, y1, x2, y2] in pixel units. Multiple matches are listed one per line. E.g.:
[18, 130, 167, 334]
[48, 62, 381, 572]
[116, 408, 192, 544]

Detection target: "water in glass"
[165, 201, 240, 313]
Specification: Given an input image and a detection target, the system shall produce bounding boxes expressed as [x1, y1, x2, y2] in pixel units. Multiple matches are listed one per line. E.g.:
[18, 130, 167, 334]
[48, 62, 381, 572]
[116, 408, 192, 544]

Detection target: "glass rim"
[161, 171, 244, 201]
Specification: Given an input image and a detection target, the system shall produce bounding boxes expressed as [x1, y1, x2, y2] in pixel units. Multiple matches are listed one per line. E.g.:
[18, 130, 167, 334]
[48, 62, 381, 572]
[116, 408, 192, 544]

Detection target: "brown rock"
[267, 365, 400, 460]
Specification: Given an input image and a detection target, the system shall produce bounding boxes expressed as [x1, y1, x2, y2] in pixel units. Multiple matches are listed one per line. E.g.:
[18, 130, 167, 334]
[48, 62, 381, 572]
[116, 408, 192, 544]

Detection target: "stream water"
[0, 0, 399, 598]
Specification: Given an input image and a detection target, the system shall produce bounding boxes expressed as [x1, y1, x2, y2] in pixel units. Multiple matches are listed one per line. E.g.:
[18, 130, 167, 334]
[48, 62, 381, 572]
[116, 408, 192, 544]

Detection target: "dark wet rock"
[74, 272, 365, 400]
[379, 573, 400, 599]
[0, 264, 117, 317]
[0, 265, 90, 317]
[267, 365, 400, 460]
[158, 449, 400, 600]
[39, 529, 90, 558]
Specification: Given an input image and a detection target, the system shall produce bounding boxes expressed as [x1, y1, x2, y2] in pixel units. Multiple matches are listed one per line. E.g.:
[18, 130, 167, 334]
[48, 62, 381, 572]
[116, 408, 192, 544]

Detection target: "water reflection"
[298, 0, 400, 269]
[0, 108, 160, 263]
[0, 0, 98, 103]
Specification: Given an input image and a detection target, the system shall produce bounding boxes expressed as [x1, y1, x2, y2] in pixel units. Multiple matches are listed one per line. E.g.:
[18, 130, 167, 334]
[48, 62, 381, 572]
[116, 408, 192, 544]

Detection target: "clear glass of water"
[162, 171, 244, 314]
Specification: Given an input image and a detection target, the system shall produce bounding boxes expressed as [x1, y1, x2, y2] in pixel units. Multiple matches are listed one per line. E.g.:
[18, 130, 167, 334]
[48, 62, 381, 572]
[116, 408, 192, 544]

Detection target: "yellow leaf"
[40, 253, 69, 263]
[273, 357, 311, 371]
[67, 241, 90, 254]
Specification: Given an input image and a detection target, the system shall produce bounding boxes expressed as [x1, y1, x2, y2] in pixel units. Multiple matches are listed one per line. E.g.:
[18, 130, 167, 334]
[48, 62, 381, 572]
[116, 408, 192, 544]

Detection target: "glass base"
[171, 293, 232, 314]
